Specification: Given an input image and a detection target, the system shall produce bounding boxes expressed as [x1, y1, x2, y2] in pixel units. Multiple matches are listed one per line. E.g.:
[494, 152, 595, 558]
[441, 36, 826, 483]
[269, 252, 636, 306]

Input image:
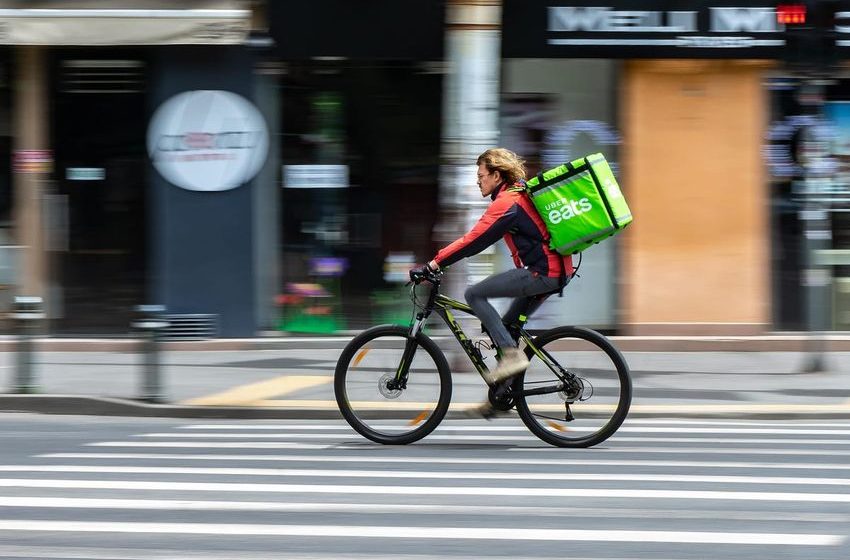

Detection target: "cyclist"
[415, 148, 574, 414]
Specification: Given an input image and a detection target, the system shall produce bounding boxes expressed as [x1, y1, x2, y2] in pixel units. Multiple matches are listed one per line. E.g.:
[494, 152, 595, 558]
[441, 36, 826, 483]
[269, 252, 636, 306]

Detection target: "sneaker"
[482, 347, 529, 385]
[464, 400, 509, 421]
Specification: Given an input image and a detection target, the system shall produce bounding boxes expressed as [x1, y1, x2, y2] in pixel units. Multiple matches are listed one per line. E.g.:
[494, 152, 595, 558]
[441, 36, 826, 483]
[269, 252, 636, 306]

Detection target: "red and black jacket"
[433, 182, 574, 279]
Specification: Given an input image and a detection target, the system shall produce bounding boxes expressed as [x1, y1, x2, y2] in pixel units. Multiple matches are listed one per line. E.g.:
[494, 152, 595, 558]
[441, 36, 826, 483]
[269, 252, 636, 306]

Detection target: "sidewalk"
[0, 335, 849, 419]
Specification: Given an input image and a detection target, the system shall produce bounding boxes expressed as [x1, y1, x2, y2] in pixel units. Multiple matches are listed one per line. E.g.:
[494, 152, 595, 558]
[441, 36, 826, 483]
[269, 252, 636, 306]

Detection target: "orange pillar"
[12, 46, 50, 301]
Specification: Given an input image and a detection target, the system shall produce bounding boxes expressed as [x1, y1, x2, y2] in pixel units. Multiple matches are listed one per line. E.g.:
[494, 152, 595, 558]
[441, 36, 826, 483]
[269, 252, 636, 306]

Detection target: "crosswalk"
[1, 417, 849, 558]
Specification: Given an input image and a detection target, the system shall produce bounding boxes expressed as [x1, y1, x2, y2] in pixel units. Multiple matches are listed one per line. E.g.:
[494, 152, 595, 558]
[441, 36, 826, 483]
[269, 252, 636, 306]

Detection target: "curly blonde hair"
[477, 148, 527, 185]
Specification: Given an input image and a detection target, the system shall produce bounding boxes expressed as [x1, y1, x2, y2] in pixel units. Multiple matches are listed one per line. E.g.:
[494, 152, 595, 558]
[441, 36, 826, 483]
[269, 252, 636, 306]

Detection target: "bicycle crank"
[487, 380, 515, 411]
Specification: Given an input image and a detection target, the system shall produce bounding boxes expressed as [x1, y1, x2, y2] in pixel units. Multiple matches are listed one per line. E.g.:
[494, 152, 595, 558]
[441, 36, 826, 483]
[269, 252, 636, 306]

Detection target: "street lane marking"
[625, 420, 850, 428]
[0, 520, 839, 545]
[4, 479, 850, 502]
[37, 453, 850, 470]
[132, 433, 850, 445]
[256, 400, 481, 410]
[86, 442, 340, 449]
[0, 497, 847, 523]
[79, 441, 850, 455]
[184, 400, 850, 413]
[513, 447, 850, 456]
[84, 438, 850, 449]
[181, 376, 332, 406]
[87, 442, 334, 449]
[2, 465, 850, 486]
[180, 422, 850, 431]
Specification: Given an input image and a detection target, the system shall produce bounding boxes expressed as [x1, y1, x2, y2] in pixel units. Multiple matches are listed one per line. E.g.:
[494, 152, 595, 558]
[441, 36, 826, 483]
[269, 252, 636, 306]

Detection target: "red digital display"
[777, 4, 807, 25]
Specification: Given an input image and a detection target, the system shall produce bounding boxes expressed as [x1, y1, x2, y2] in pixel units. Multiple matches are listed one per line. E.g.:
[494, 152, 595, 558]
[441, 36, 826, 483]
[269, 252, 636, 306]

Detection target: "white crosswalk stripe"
[37, 453, 850, 470]
[1, 418, 849, 558]
[0, 520, 840, 545]
[2, 465, 850, 487]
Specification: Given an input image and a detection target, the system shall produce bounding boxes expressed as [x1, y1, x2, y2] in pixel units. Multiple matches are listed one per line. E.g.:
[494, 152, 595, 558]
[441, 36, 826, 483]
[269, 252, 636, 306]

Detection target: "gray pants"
[464, 268, 565, 349]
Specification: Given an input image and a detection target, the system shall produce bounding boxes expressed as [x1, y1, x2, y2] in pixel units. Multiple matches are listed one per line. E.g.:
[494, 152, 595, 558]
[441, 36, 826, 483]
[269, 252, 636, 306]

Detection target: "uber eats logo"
[545, 197, 592, 225]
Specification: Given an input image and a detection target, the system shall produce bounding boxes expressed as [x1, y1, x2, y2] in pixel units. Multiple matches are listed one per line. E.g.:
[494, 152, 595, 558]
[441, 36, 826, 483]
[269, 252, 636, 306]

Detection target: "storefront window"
[502, 58, 621, 330]
[277, 61, 441, 332]
[767, 78, 850, 330]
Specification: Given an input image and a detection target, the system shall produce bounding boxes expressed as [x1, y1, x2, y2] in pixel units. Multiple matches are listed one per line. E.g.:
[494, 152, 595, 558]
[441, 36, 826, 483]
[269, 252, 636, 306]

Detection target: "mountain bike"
[334, 267, 631, 447]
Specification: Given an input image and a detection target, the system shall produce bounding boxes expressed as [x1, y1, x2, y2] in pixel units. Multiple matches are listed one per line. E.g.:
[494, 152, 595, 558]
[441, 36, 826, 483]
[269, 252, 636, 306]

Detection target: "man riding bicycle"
[414, 148, 574, 415]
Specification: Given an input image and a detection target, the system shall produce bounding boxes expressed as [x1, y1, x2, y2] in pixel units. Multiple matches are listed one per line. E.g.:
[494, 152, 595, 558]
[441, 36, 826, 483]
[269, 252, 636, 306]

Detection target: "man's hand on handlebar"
[408, 262, 442, 284]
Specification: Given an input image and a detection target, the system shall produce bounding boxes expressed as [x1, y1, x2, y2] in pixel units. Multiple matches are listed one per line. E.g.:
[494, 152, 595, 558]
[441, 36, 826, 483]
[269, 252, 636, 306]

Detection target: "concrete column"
[437, 1, 502, 298]
[12, 46, 49, 301]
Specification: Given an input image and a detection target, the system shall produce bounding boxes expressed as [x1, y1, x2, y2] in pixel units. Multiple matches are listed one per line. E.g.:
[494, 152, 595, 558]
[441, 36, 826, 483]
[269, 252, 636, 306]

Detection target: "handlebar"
[409, 267, 442, 286]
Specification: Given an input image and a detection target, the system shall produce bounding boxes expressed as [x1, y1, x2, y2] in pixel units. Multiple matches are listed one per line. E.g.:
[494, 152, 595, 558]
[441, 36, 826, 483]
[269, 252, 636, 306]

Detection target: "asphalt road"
[0, 413, 848, 559]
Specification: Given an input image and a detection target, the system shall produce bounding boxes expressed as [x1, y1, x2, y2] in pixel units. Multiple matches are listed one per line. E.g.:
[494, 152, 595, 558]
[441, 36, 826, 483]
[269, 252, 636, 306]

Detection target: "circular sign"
[147, 90, 269, 192]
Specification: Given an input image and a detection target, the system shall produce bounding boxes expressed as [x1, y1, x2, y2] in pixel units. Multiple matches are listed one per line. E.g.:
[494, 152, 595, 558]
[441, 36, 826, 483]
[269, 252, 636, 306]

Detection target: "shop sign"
[66, 167, 105, 181]
[147, 90, 269, 192]
[547, 5, 783, 50]
[283, 165, 349, 189]
[13, 150, 53, 174]
[309, 257, 348, 277]
[504, 1, 792, 58]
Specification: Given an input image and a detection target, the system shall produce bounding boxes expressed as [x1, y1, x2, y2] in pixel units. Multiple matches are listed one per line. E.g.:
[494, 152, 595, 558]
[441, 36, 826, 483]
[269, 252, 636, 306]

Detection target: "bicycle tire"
[514, 326, 631, 448]
[335, 325, 452, 445]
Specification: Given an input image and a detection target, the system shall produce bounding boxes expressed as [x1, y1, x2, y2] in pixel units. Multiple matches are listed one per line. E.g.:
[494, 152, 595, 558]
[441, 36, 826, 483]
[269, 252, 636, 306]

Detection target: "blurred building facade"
[1, 0, 848, 337]
[498, 0, 849, 335]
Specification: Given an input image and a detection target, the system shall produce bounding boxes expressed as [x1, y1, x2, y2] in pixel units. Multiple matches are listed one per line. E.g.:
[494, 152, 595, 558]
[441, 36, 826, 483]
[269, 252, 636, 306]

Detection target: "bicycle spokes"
[516, 329, 631, 447]
[408, 410, 430, 426]
[546, 420, 571, 432]
[338, 329, 449, 439]
[353, 348, 370, 367]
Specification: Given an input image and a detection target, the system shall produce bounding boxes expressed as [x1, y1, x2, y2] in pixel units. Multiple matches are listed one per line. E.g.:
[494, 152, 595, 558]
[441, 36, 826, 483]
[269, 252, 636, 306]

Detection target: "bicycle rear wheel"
[515, 326, 631, 448]
[334, 325, 452, 445]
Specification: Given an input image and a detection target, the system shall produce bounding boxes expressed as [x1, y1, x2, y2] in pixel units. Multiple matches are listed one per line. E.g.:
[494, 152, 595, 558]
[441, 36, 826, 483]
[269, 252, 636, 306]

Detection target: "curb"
[1, 334, 850, 352]
[1, 395, 850, 420]
[0, 396, 343, 420]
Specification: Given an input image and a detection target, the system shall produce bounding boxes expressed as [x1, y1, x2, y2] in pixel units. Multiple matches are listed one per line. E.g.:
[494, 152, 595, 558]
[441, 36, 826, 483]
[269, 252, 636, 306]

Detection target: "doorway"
[50, 52, 148, 334]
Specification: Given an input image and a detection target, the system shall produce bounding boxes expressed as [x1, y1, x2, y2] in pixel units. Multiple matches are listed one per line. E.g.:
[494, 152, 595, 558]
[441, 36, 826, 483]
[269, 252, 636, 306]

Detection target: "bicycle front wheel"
[334, 325, 452, 445]
[515, 326, 631, 448]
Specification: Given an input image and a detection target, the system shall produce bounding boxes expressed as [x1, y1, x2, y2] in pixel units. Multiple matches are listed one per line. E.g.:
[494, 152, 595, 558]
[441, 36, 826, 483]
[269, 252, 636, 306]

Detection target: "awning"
[0, 1, 251, 45]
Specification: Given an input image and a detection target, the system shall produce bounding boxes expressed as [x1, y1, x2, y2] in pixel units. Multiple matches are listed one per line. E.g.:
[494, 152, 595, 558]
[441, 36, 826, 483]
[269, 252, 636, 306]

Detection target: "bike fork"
[391, 316, 426, 387]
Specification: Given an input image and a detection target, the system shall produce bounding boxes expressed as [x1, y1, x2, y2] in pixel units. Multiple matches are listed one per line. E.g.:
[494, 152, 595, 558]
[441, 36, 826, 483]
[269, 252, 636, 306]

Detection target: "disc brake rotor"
[378, 373, 402, 399]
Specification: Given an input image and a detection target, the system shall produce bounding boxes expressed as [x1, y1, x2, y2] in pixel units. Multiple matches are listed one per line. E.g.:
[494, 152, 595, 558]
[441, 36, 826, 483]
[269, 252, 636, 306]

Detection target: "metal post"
[797, 81, 832, 373]
[132, 305, 169, 403]
[801, 198, 832, 372]
[13, 295, 44, 394]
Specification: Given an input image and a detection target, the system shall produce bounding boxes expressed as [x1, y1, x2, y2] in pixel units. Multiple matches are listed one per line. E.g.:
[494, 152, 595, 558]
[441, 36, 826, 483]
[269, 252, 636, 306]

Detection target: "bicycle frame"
[399, 279, 573, 400]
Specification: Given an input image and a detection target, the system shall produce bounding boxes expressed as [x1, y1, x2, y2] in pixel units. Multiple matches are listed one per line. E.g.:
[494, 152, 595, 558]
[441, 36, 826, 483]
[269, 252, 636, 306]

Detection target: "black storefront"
[266, 1, 446, 332]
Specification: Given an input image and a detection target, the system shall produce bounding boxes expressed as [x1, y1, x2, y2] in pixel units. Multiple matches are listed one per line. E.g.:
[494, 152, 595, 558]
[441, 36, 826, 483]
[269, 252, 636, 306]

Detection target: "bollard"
[132, 305, 169, 403]
[13, 296, 45, 394]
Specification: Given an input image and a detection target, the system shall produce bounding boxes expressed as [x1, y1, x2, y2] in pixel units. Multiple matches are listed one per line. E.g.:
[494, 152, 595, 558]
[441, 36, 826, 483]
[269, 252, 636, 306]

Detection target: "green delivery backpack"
[524, 153, 632, 255]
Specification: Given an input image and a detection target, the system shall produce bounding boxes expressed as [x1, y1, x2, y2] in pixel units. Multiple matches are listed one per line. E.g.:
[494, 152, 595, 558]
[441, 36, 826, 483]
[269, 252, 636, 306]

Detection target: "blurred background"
[0, 0, 847, 340]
